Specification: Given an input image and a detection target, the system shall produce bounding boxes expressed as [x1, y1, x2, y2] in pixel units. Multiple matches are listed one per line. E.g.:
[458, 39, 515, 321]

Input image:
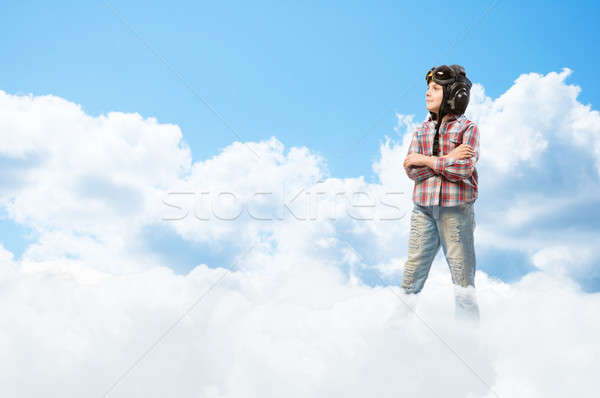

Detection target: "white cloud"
[532, 244, 597, 277]
[465, 68, 600, 182]
[1, 250, 598, 397]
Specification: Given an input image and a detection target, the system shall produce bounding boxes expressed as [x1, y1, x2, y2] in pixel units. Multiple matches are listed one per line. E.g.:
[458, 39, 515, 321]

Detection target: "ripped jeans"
[401, 201, 480, 322]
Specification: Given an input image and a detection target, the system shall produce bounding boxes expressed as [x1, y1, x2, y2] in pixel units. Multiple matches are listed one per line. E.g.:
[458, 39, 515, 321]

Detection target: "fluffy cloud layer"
[1, 68, 599, 397]
[2, 242, 598, 398]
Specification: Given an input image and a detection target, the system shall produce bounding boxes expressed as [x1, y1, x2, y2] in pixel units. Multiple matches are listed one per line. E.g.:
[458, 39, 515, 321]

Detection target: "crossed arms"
[404, 124, 480, 182]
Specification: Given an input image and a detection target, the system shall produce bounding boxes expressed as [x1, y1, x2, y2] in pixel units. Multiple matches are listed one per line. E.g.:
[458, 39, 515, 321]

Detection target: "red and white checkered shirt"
[405, 113, 479, 207]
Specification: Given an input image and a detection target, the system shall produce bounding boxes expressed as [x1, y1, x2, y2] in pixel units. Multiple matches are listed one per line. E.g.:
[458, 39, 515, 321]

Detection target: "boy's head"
[425, 64, 472, 120]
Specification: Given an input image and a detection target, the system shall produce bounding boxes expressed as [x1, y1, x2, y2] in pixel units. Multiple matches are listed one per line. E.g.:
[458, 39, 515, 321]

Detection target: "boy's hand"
[404, 153, 425, 168]
[444, 144, 474, 160]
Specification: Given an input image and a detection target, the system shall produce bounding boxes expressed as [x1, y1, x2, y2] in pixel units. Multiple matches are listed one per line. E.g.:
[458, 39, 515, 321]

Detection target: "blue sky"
[3, 0, 599, 176]
[2, 1, 600, 281]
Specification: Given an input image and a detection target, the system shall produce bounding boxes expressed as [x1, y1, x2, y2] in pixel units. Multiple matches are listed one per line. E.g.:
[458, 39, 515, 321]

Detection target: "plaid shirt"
[405, 113, 479, 207]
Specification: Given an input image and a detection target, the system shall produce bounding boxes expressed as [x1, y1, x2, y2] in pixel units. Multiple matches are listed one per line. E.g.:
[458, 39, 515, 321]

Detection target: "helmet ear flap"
[446, 80, 471, 114]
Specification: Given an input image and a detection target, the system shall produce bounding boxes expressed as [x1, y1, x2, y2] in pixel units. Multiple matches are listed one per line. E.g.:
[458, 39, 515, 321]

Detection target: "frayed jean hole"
[408, 211, 421, 250]
[447, 216, 461, 243]
[448, 257, 470, 286]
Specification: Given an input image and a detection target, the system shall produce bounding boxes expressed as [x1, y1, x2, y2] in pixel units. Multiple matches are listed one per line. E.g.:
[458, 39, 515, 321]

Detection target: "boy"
[396, 64, 481, 323]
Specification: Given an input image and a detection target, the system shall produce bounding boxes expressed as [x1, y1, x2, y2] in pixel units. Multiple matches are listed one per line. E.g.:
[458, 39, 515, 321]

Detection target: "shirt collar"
[425, 112, 462, 126]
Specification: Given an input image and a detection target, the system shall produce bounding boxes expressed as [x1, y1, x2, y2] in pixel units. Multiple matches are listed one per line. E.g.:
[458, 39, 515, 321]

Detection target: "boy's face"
[426, 81, 443, 114]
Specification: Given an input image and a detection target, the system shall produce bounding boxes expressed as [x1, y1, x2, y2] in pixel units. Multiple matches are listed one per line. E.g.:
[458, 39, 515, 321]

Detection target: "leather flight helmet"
[425, 64, 472, 120]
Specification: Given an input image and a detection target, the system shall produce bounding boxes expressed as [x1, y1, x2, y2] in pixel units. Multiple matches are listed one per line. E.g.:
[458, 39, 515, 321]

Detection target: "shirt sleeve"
[405, 128, 438, 181]
[433, 123, 479, 182]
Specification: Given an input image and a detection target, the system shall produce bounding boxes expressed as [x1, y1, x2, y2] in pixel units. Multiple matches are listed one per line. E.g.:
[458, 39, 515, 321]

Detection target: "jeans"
[401, 201, 480, 322]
